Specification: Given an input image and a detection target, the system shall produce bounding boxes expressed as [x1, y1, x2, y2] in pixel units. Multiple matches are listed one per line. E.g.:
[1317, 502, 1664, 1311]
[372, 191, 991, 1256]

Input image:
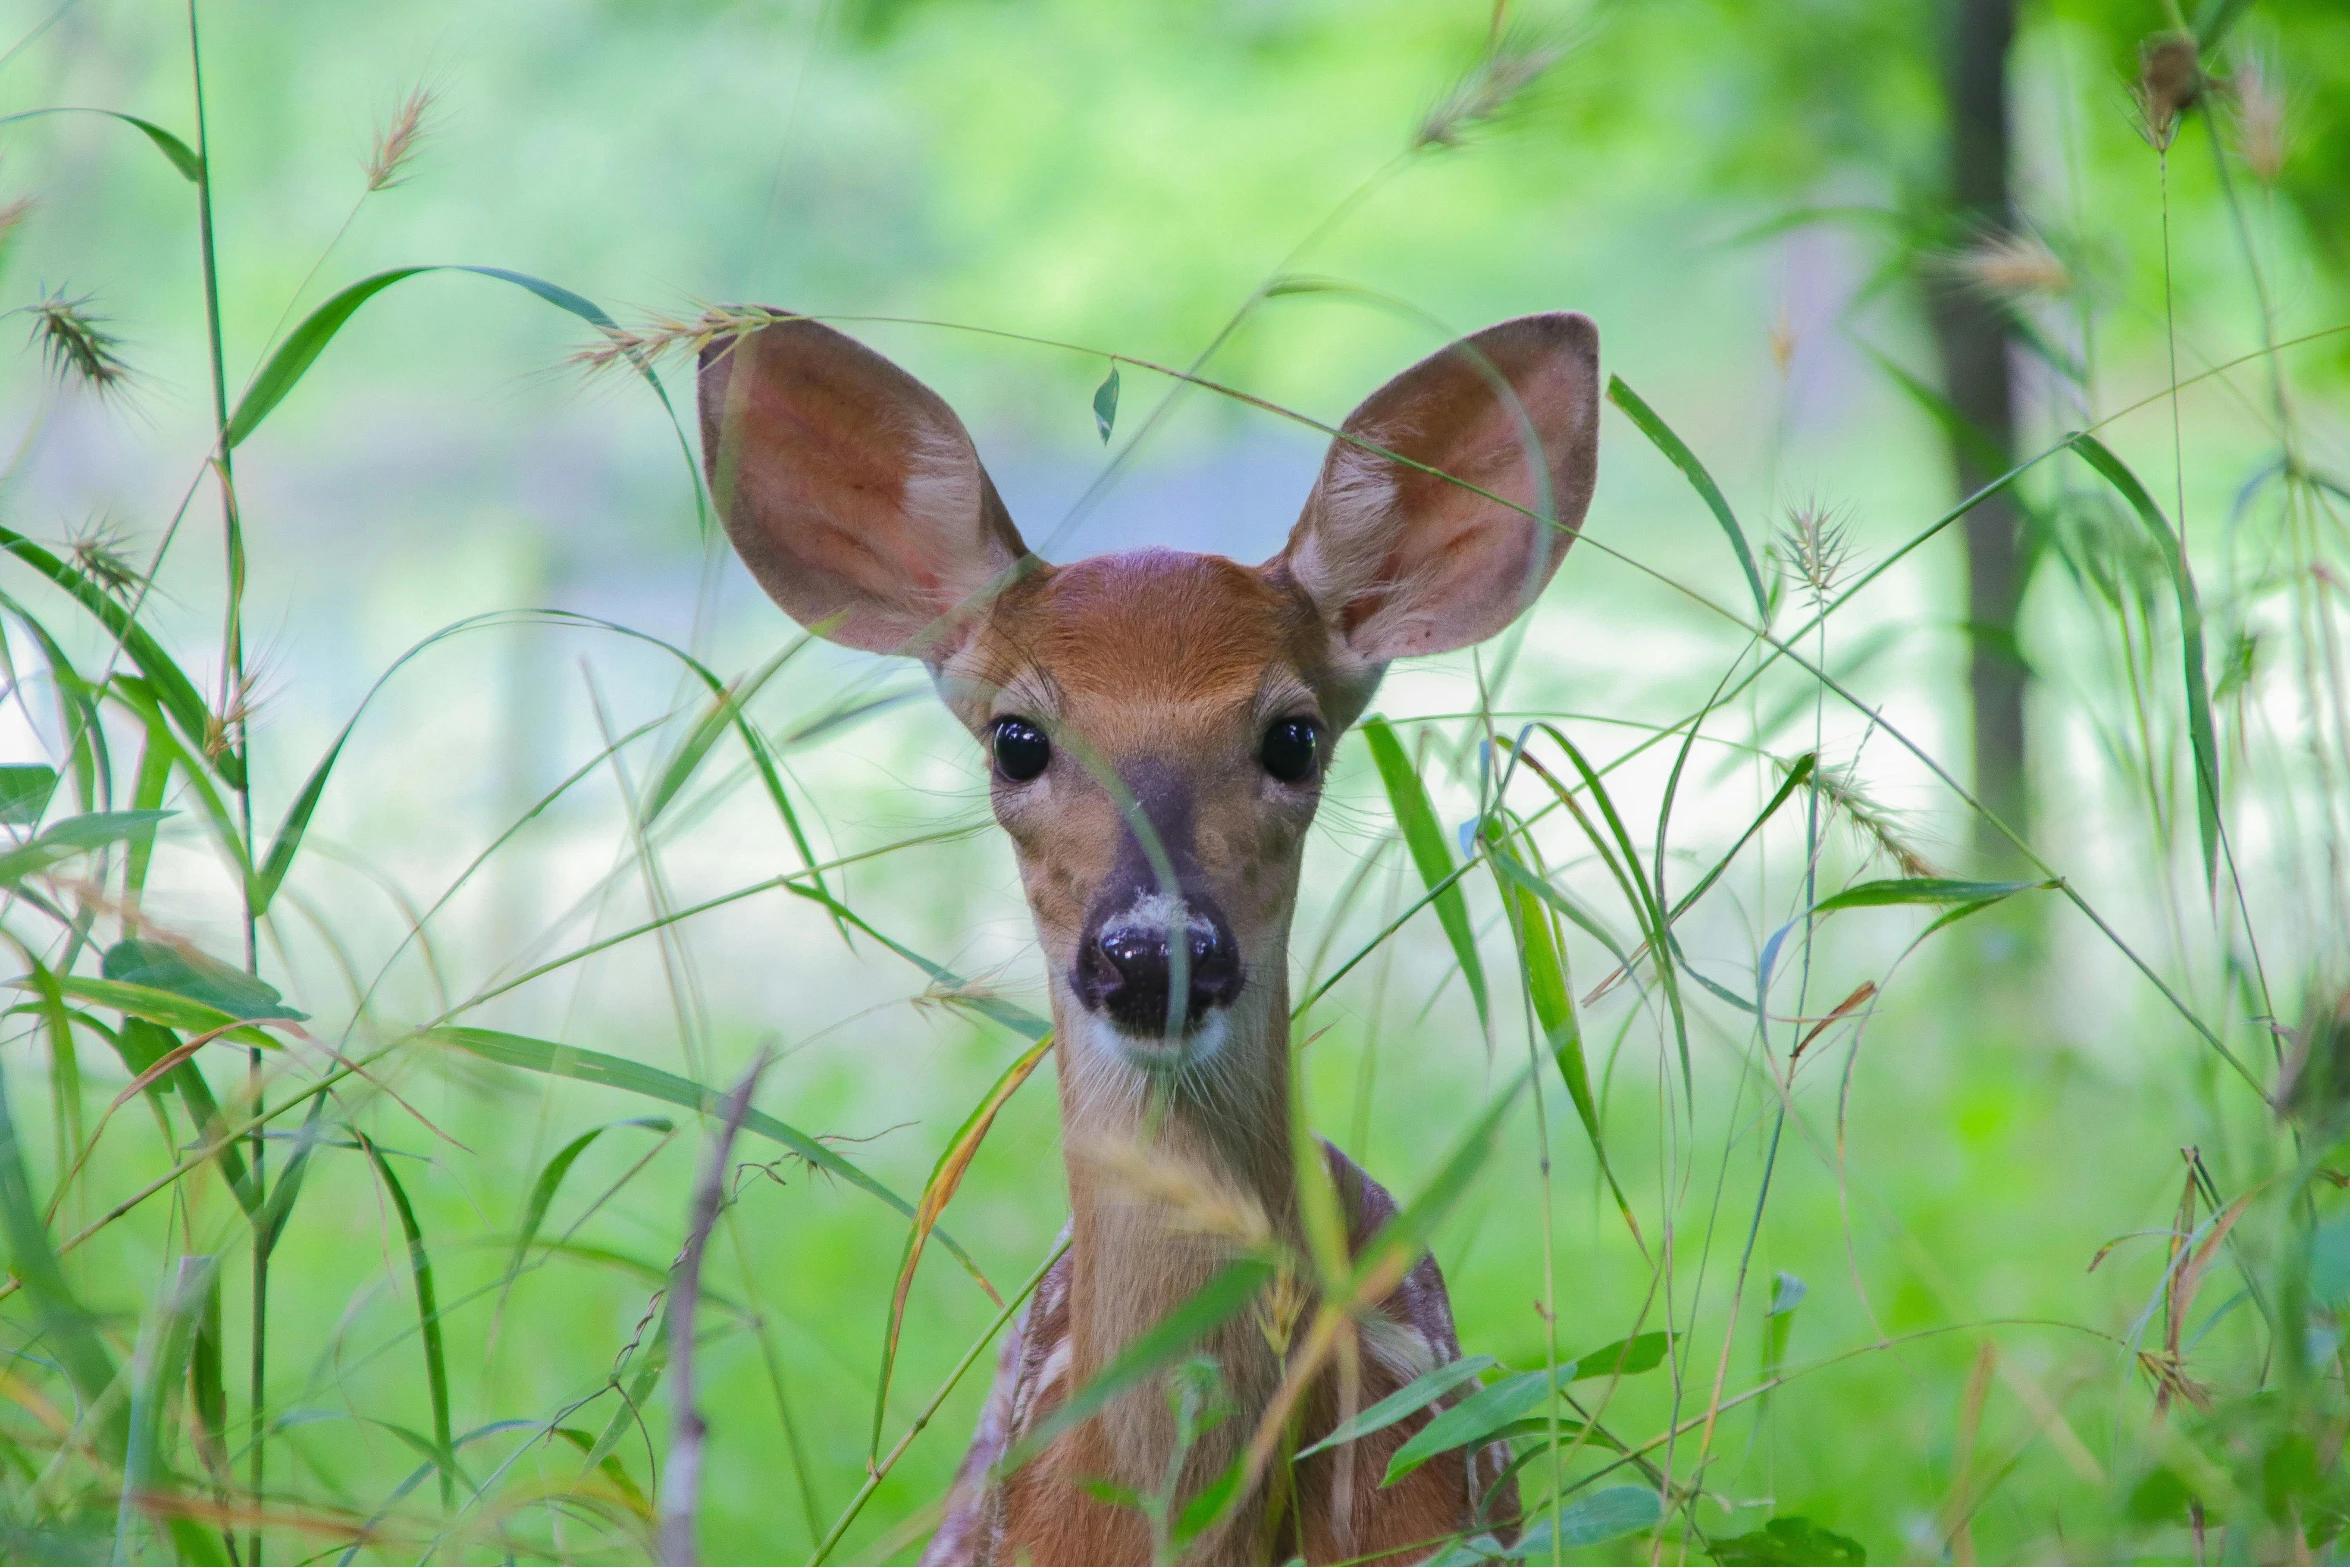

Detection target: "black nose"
[1080, 918, 1243, 1036]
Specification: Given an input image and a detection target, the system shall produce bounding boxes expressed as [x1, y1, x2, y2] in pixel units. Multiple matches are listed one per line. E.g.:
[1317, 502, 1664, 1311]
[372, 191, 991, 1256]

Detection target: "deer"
[696, 307, 1600, 1567]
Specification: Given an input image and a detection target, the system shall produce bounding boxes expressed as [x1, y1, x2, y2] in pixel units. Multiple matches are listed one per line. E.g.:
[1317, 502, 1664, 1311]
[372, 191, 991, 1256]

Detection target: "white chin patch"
[1086, 1011, 1231, 1076]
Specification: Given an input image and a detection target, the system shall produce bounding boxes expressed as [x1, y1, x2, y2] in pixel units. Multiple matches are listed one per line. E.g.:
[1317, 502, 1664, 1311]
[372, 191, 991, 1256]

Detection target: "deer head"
[699, 313, 1599, 1120]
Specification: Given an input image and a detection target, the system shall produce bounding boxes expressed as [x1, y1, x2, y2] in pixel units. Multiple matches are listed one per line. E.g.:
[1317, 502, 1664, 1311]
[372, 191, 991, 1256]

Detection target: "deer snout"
[1075, 898, 1243, 1037]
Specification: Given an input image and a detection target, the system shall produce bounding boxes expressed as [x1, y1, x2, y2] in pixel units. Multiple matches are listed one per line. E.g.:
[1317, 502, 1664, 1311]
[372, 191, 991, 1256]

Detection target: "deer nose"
[1083, 918, 1242, 1036]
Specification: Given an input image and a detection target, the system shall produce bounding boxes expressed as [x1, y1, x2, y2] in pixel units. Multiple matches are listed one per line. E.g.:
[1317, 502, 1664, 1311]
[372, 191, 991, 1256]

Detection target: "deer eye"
[1260, 718, 1319, 783]
[991, 717, 1051, 782]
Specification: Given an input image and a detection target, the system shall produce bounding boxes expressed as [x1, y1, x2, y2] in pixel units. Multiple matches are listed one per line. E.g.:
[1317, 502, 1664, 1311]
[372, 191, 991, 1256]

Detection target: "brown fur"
[696, 312, 1601, 1566]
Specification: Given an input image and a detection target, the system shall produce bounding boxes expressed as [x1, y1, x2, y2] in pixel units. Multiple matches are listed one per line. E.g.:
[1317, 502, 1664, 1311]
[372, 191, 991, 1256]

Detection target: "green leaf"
[1811, 877, 2044, 913]
[1606, 375, 1768, 624]
[0, 809, 169, 889]
[1383, 1367, 1562, 1486]
[1568, 1330, 1669, 1378]
[0, 108, 201, 181]
[1295, 1356, 1496, 1458]
[0, 764, 56, 825]
[1711, 1517, 1867, 1567]
[1511, 1488, 1665, 1556]
[103, 937, 307, 1021]
[1093, 364, 1121, 442]
[354, 1131, 456, 1511]
[509, 1119, 675, 1284]
[51, 977, 274, 1046]
[1001, 1258, 1274, 1474]
[2071, 433, 2222, 890]
[429, 1026, 980, 1281]
[1361, 717, 1489, 1033]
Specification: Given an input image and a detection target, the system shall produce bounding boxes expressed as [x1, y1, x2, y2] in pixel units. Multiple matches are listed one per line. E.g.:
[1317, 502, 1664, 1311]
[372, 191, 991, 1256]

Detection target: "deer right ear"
[698, 316, 1031, 659]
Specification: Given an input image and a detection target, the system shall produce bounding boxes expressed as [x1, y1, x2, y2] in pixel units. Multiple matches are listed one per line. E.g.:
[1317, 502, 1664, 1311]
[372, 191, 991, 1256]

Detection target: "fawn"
[698, 309, 1600, 1566]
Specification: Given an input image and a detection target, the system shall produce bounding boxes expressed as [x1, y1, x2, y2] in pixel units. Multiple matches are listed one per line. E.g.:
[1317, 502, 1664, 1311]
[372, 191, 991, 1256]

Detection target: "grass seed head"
[366, 86, 437, 192]
[2135, 32, 2202, 152]
[1071, 1137, 1271, 1250]
[571, 304, 797, 377]
[2230, 51, 2289, 184]
[26, 290, 130, 398]
[1952, 229, 2073, 302]
[62, 520, 144, 599]
[1802, 755, 1940, 880]
[1414, 31, 1561, 150]
[1778, 500, 1853, 604]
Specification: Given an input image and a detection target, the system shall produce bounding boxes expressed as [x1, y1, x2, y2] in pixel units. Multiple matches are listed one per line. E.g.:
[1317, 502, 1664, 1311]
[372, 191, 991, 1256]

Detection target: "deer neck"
[1050, 963, 1304, 1493]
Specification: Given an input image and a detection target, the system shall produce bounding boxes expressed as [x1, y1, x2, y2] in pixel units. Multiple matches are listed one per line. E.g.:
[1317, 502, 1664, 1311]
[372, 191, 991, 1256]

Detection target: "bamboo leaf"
[1606, 375, 1768, 623]
[354, 1131, 456, 1510]
[2071, 433, 2223, 890]
[102, 937, 307, 1021]
[1383, 1367, 1564, 1486]
[870, 1031, 1049, 1460]
[0, 809, 169, 889]
[52, 977, 277, 1047]
[427, 1026, 983, 1283]
[1569, 1330, 1670, 1378]
[1361, 717, 1489, 1033]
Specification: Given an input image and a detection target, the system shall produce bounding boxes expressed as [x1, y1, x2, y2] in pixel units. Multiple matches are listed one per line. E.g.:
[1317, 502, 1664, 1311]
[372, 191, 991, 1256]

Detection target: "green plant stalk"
[180, 8, 267, 1565]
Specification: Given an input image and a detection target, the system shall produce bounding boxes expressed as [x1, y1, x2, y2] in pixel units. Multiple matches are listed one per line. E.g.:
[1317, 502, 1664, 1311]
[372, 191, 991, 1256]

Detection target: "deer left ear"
[1273, 312, 1600, 663]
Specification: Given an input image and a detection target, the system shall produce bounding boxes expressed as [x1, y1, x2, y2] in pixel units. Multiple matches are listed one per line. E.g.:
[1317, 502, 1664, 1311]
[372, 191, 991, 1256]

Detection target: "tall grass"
[0, 6, 2346, 1566]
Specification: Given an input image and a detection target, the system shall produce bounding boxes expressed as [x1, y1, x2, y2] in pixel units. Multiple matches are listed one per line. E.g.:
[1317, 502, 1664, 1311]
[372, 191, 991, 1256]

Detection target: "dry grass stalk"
[2135, 32, 2202, 152]
[27, 290, 130, 398]
[365, 86, 436, 192]
[571, 304, 797, 377]
[1800, 756, 1940, 879]
[1951, 230, 2072, 302]
[1414, 34, 1560, 149]
[2231, 52, 2289, 185]
[1070, 1137, 1272, 1250]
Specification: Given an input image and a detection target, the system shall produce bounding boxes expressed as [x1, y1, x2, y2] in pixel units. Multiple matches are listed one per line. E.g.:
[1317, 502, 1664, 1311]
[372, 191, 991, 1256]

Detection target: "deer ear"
[698, 315, 1030, 659]
[1274, 312, 1600, 663]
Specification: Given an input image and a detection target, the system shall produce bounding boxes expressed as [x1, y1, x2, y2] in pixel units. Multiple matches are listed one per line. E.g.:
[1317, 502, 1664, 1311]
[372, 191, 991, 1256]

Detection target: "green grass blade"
[114, 1019, 255, 1215]
[0, 763, 57, 823]
[1293, 1356, 1495, 1458]
[354, 1132, 456, 1510]
[2071, 433, 2223, 890]
[1383, 1368, 1555, 1485]
[1361, 717, 1489, 1035]
[226, 268, 431, 447]
[0, 107, 202, 181]
[0, 809, 169, 890]
[1811, 877, 2047, 913]
[1505, 1488, 1663, 1557]
[0, 1058, 123, 1454]
[1606, 375, 1768, 624]
[428, 1026, 983, 1283]
[997, 1257, 1276, 1476]
[0, 534, 235, 787]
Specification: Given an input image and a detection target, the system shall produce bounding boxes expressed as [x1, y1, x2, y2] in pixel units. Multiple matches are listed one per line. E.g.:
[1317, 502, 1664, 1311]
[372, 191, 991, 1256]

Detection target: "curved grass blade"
[53, 976, 277, 1046]
[505, 1118, 674, 1291]
[870, 1030, 1048, 1460]
[353, 1130, 455, 1511]
[0, 107, 202, 181]
[640, 636, 809, 827]
[2070, 433, 2222, 890]
[1383, 1368, 1562, 1486]
[997, 1257, 1276, 1477]
[428, 1026, 985, 1285]
[1361, 717, 1489, 1035]
[1606, 375, 1767, 624]
[0, 764, 56, 823]
[114, 1019, 255, 1215]
[0, 1060, 123, 1453]
[0, 534, 234, 786]
[1295, 1355, 1495, 1459]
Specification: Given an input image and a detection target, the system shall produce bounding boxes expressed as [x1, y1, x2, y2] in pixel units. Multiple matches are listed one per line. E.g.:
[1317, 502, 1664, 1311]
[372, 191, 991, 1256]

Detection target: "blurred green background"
[3, 0, 2348, 1561]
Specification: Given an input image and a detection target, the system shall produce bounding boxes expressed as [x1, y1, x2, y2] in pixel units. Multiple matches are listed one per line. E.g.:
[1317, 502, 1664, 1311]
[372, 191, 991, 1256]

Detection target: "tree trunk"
[1926, 0, 2027, 868]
